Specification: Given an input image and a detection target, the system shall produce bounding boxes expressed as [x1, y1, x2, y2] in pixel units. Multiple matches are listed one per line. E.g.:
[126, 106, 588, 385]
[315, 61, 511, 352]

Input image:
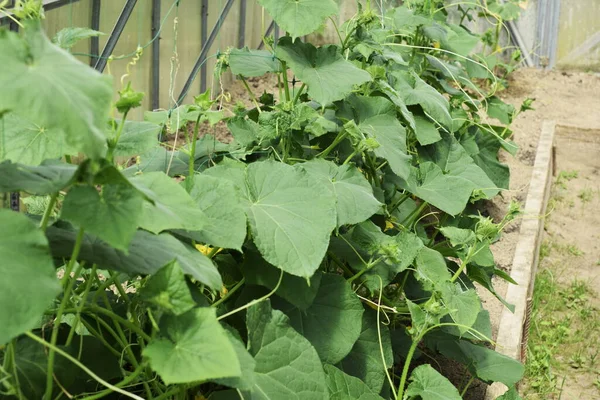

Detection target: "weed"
[578, 188, 595, 204]
[556, 170, 579, 189]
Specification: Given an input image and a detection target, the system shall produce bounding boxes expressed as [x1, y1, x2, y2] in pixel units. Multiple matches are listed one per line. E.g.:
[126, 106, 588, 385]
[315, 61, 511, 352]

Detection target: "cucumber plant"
[0, 0, 530, 399]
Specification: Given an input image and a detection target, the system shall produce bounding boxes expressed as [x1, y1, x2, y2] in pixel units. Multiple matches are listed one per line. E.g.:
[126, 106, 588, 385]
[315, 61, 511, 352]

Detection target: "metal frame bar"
[238, 0, 246, 48]
[257, 20, 275, 50]
[177, 0, 235, 105]
[200, 0, 209, 93]
[151, 0, 161, 110]
[90, 0, 101, 67]
[94, 0, 138, 72]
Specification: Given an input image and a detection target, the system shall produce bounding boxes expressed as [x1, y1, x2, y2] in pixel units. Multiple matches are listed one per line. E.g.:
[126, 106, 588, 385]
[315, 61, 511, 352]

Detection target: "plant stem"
[460, 376, 475, 397]
[79, 362, 146, 400]
[26, 332, 145, 400]
[329, 16, 344, 46]
[397, 335, 421, 399]
[343, 149, 360, 165]
[44, 227, 85, 399]
[293, 83, 306, 104]
[280, 61, 291, 102]
[39, 192, 58, 232]
[107, 112, 129, 162]
[317, 130, 347, 158]
[239, 75, 262, 113]
[212, 278, 245, 308]
[186, 113, 203, 192]
[450, 244, 476, 283]
[347, 258, 383, 284]
[217, 271, 283, 321]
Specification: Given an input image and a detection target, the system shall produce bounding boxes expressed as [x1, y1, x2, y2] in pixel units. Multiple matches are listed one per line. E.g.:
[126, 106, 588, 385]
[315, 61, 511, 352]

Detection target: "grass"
[524, 255, 600, 399]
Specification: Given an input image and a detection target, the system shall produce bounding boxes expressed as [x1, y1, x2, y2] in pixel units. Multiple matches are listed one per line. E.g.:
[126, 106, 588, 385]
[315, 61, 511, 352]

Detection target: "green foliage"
[0, 1, 528, 399]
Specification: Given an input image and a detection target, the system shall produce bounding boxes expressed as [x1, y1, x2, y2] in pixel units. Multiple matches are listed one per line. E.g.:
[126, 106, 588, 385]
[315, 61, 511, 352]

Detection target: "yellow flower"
[384, 220, 394, 231]
[195, 244, 211, 255]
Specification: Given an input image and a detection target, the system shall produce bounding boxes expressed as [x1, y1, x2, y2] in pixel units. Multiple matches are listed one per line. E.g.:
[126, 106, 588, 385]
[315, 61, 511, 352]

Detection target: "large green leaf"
[61, 184, 143, 251]
[0, 23, 112, 159]
[338, 310, 393, 393]
[414, 115, 442, 146]
[258, 0, 338, 38]
[245, 301, 328, 399]
[391, 72, 452, 127]
[111, 120, 161, 158]
[211, 160, 336, 278]
[243, 249, 322, 310]
[436, 339, 524, 386]
[144, 307, 240, 384]
[421, 133, 499, 199]
[461, 129, 510, 189]
[415, 247, 451, 290]
[405, 365, 461, 400]
[213, 328, 257, 391]
[0, 112, 77, 165]
[229, 48, 281, 77]
[274, 274, 364, 364]
[140, 260, 196, 315]
[399, 162, 474, 216]
[0, 210, 60, 344]
[0, 160, 77, 195]
[46, 224, 222, 290]
[299, 159, 381, 227]
[324, 364, 384, 400]
[130, 172, 207, 234]
[181, 174, 247, 250]
[440, 282, 481, 335]
[276, 38, 371, 106]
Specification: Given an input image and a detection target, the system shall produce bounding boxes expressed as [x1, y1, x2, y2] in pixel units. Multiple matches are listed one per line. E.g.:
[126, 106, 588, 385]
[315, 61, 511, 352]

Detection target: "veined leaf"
[61, 184, 143, 251]
[245, 301, 328, 399]
[0, 23, 112, 159]
[47, 224, 222, 290]
[144, 308, 241, 384]
[324, 364, 384, 400]
[52, 27, 104, 50]
[111, 120, 161, 158]
[461, 130, 510, 190]
[338, 310, 393, 393]
[440, 282, 481, 335]
[274, 274, 364, 364]
[414, 115, 442, 146]
[0, 160, 77, 195]
[405, 364, 462, 400]
[140, 260, 196, 315]
[0, 210, 60, 344]
[415, 247, 451, 290]
[258, 0, 338, 38]
[0, 112, 77, 165]
[130, 172, 207, 234]
[276, 38, 371, 106]
[229, 48, 281, 77]
[299, 159, 381, 227]
[213, 328, 257, 391]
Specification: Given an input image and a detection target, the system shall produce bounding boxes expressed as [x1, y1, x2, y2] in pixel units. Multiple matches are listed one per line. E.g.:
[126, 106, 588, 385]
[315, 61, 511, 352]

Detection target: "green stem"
[347, 258, 383, 284]
[217, 271, 283, 321]
[328, 251, 354, 278]
[342, 149, 360, 165]
[26, 332, 145, 400]
[187, 113, 203, 192]
[79, 362, 146, 400]
[450, 244, 476, 282]
[239, 75, 262, 113]
[397, 335, 421, 399]
[212, 278, 245, 308]
[280, 61, 291, 102]
[317, 130, 348, 158]
[107, 112, 129, 162]
[39, 192, 59, 232]
[153, 386, 185, 400]
[293, 83, 306, 104]
[329, 16, 344, 46]
[388, 193, 409, 215]
[460, 376, 475, 397]
[45, 227, 85, 400]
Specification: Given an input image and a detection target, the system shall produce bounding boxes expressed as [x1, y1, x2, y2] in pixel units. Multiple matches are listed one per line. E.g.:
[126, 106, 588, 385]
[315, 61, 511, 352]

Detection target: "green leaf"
[245, 301, 328, 399]
[130, 172, 207, 234]
[52, 27, 104, 50]
[390, 6, 430, 30]
[405, 364, 462, 400]
[0, 160, 77, 195]
[140, 260, 196, 315]
[213, 329, 257, 391]
[442, 24, 479, 56]
[183, 174, 247, 250]
[440, 282, 481, 335]
[436, 339, 524, 386]
[47, 225, 223, 290]
[61, 184, 143, 251]
[377, 80, 417, 132]
[439, 227, 476, 248]
[229, 48, 281, 77]
[0, 23, 112, 159]
[144, 307, 240, 384]
[0, 210, 60, 344]
[274, 274, 364, 364]
[299, 159, 381, 227]
[414, 115, 442, 146]
[258, 0, 338, 38]
[324, 364, 384, 400]
[0, 112, 77, 165]
[227, 116, 259, 147]
[111, 120, 161, 158]
[276, 38, 371, 106]
[406, 299, 430, 333]
[497, 386, 523, 400]
[399, 162, 475, 216]
[243, 249, 322, 310]
[214, 160, 336, 278]
[338, 310, 393, 393]
[391, 72, 452, 127]
[486, 96, 515, 125]
[415, 247, 451, 289]
[461, 130, 509, 190]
